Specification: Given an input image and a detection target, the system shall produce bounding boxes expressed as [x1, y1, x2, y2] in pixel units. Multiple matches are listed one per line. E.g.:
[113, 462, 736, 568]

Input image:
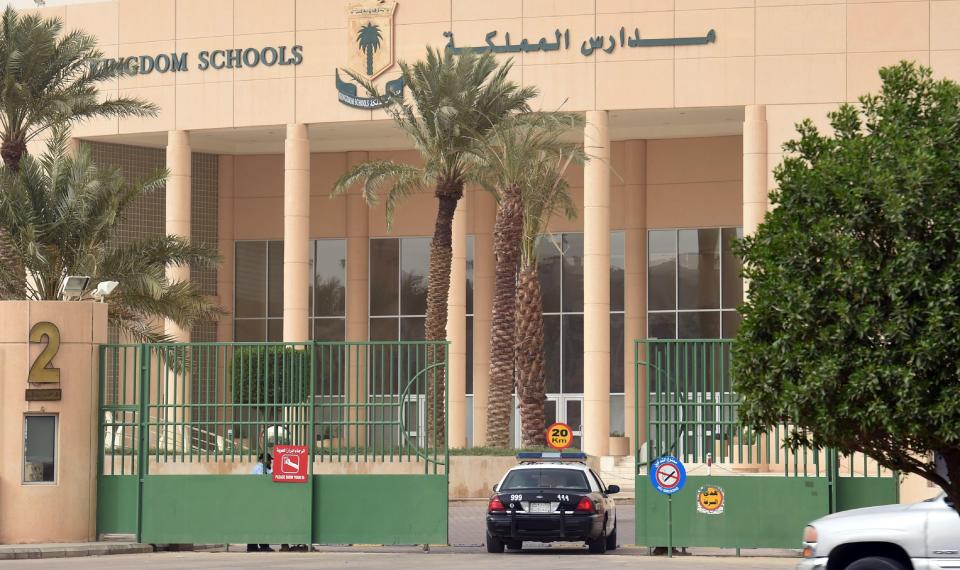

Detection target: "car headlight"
[802, 525, 818, 558]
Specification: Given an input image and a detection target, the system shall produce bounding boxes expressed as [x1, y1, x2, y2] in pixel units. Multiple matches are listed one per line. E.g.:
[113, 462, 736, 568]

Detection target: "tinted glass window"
[370, 239, 399, 316]
[23, 415, 56, 483]
[400, 238, 430, 316]
[610, 232, 625, 312]
[537, 238, 561, 313]
[721, 228, 743, 309]
[648, 230, 676, 311]
[313, 240, 346, 317]
[561, 234, 584, 313]
[678, 229, 720, 310]
[500, 468, 590, 491]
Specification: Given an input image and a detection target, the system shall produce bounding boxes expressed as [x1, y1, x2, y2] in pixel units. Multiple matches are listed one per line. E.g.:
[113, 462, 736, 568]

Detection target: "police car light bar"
[516, 452, 587, 462]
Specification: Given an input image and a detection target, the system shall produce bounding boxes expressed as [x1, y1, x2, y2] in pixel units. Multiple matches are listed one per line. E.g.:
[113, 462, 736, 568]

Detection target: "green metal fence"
[633, 339, 898, 550]
[97, 341, 449, 545]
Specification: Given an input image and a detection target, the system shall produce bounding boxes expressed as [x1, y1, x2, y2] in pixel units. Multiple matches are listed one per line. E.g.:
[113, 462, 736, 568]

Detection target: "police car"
[485, 452, 619, 554]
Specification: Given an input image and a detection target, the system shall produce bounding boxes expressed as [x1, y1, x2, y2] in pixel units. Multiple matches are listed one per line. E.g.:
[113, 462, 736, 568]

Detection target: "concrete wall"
[0, 302, 108, 544]
[228, 136, 742, 242]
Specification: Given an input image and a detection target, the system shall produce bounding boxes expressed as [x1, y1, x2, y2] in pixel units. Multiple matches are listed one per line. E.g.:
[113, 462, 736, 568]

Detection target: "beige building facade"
[22, 0, 958, 463]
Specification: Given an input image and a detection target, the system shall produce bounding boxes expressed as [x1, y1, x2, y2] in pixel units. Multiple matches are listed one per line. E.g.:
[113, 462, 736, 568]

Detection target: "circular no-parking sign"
[650, 455, 686, 495]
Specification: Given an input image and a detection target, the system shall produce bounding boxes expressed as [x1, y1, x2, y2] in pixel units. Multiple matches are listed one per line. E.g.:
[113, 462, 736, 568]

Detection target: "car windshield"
[500, 468, 590, 491]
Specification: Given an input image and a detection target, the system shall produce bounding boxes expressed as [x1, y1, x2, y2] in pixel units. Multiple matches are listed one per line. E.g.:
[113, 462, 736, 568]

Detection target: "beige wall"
[229, 137, 742, 243]
[57, 0, 956, 138]
[0, 301, 108, 544]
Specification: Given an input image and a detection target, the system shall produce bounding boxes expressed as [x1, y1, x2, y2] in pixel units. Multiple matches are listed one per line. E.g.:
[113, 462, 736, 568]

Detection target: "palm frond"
[0, 139, 224, 342]
[0, 6, 157, 159]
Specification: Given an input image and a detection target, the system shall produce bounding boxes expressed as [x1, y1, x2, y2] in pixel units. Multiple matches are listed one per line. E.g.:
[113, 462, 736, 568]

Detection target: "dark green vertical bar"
[137, 344, 150, 542]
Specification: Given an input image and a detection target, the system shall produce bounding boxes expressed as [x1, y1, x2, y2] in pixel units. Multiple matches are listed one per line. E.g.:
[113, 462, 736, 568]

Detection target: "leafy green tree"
[0, 6, 157, 298]
[0, 131, 221, 343]
[332, 47, 536, 446]
[468, 112, 583, 447]
[733, 62, 960, 512]
[356, 23, 382, 76]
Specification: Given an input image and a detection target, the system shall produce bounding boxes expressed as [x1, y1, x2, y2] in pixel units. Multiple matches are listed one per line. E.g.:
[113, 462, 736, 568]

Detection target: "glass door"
[514, 395, 581, 449]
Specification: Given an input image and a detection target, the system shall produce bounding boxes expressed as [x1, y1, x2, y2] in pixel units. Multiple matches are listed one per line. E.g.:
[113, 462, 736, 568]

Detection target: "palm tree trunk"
[424, 181, 463, 449]
[485, 184, 523, 448]
[0, 137, 26, 299]
[366, 49, 374, 75]
[516, 264, 546, 448]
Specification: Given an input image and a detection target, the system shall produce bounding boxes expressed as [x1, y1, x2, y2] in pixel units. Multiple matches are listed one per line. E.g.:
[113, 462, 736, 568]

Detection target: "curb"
[0, 543, 154, 560]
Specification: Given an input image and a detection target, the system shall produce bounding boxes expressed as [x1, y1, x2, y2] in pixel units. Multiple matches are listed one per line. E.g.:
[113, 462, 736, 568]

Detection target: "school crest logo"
[336, 1, 404, 109]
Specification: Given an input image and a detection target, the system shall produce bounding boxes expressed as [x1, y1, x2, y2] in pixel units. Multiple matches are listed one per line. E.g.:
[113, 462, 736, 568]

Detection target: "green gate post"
[310, 341, 317, 543]
[827, 448, 839, 513]
[137, 344, 150, 543]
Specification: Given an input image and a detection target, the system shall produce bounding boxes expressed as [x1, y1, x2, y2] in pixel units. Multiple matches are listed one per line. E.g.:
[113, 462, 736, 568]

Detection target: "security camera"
[92, 281, 119, 302]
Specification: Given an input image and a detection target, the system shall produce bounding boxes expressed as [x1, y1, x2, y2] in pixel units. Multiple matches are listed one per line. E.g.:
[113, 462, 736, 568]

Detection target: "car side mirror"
[607, 485, 620, 495]
[492, 484, 498, 492]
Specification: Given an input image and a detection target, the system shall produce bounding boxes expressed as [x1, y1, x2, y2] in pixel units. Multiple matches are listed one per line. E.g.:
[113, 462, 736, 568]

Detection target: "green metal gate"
[634, 339, 898, 549]
[97, 341, 448, 545]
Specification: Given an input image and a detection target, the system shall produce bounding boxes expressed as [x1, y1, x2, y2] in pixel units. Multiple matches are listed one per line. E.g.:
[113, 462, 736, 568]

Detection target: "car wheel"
[485, 531, 505, 554]
[588, 526, 608, 554]
[506, 541, 522, 550]
[846, 557, 907, 570]
[605, 525, 617, 551]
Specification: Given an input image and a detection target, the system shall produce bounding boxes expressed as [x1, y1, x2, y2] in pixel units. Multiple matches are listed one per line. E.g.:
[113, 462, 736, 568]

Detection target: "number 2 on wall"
[28, 322, 61, 383]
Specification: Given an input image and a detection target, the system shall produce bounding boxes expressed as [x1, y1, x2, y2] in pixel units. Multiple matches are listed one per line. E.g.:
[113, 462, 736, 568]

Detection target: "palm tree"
[331, 48, 536, 446]
[357, 23, 383, 76]
[469, 113, 583, 448]
[0, 130, 221, 344]
[0, 6, 157, 298]
[514, 139, 584, 448]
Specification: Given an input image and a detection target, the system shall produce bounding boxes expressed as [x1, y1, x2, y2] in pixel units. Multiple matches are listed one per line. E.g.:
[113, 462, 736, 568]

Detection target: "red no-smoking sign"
[655, 463, 680, 489]
[272, 445, 308, 483]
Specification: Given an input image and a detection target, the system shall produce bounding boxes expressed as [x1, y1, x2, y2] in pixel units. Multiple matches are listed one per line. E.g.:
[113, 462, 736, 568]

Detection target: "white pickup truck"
[797, 495, 960, 570]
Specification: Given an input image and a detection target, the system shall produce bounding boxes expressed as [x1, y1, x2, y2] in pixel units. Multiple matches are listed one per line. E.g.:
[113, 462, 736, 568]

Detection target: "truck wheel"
[485, 531, 505, 553]
[605, 525, 617, 551]
[846, 557, 906, 570]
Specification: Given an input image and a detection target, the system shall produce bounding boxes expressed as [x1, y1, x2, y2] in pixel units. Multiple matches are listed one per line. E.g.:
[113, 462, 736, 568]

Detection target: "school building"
[2, 0, 952, 543]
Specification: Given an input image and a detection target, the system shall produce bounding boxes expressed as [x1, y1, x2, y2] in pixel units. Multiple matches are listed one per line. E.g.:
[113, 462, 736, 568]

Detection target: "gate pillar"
[0, 301, 108, 543]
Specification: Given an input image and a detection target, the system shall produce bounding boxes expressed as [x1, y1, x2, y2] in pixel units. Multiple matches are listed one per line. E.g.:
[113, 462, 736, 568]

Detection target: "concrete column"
[623, 140, 647, 448]
[283, 124, 310, 343]
[345, 151, 370, 344]
[743, 105, 768, 238]
[447, 191, 468, 449]
[345, 151, 369, 447]
[584, 111, 611, 457]
[743, 107, 770, 469]
[471, 190, 495, 447]
[165, 130, 191, 342]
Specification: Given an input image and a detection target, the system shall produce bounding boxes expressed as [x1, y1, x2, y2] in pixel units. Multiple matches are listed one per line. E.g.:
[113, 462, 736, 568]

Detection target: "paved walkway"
[2, 550, 800, 569]
[0, 542, 151, 561]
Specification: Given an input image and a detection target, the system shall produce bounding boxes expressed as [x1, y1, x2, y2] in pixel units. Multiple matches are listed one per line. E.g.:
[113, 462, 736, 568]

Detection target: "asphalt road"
[4, 551, 800, 570]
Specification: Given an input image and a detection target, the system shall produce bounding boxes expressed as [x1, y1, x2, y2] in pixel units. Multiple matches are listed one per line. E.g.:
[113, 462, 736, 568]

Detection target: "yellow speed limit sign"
[546, 422, 573, 450]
